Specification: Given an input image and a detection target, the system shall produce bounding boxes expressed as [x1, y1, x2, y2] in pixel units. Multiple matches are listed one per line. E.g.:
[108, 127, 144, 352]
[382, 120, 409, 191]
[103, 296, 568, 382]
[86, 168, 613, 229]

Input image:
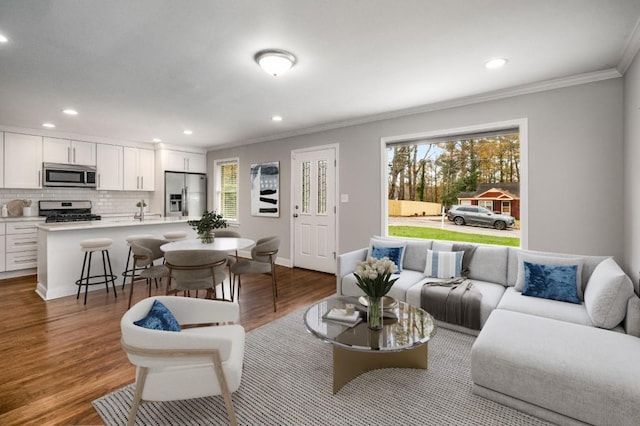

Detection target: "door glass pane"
[317, 160, 327, 215]
[302, 161, 310, 214]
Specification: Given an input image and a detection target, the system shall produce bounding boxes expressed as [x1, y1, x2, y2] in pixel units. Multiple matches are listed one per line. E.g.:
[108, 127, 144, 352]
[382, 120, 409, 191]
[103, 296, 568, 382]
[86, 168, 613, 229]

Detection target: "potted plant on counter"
[188, 211, 227, 244]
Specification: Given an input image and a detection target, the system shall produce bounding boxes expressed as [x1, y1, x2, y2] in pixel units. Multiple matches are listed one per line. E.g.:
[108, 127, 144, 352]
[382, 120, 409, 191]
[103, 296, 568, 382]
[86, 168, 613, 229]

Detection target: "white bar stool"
[163, 231, 189, 242]
[76, 238, 117, 305]
[121, 234, 156, 288]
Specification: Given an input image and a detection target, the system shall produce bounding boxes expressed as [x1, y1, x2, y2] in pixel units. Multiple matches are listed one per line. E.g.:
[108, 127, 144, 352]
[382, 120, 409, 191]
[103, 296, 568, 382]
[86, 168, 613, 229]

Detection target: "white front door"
[291, 146, 337, 273]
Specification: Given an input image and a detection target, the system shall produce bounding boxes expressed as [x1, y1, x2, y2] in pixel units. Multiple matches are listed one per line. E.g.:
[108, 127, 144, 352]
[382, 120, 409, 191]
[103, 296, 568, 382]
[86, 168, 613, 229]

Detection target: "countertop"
[37, 216, 197, 231]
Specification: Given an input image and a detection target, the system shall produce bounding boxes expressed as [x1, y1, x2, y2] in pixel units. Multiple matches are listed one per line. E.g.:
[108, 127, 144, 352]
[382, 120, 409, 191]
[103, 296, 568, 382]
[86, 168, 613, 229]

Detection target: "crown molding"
[208, 68, 622, 151]
[618, 16, 640, 74]
[0, 124, 155, 149]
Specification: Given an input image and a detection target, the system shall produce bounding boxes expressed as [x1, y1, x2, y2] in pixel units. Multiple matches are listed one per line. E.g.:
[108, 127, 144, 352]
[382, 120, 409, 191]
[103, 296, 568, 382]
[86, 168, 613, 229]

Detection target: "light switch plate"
[341, 194, 349, 203]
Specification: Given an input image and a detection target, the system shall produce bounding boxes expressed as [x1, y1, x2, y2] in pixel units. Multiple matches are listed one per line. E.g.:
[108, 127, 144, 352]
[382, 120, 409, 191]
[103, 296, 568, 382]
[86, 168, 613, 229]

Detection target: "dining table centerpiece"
[353, 256, 399, 330]
[188, 211, 227, 244]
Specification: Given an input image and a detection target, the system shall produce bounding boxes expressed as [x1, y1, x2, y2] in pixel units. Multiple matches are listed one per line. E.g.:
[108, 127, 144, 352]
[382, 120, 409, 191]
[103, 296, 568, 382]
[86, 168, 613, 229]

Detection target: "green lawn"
[388, 226, 520, 247]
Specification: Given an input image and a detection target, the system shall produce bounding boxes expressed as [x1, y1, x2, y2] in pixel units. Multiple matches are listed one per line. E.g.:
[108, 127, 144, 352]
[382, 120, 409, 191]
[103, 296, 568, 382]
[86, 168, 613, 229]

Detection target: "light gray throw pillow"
[584, 258, 634, 329]
[515, 251, 585, 300]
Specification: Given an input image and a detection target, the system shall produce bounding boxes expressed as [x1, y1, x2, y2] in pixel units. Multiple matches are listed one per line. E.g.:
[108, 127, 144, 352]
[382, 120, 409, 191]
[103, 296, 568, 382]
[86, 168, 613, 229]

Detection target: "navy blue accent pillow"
[134, 300, 181, 332]
[522, 261, 580, 304]
[371, 245, 404, 272]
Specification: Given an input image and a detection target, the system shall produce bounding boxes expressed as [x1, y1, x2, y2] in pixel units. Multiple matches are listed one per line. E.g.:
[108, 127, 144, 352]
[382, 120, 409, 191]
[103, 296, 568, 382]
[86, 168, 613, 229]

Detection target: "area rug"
[93, 307, 551, 425]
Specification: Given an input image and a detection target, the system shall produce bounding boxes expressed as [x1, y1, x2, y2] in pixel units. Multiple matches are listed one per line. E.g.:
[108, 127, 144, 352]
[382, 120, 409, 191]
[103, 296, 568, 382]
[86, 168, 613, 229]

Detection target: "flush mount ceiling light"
[42, 122, 55, 128]
[152, 138, 162, 143]
[485, 58, 508, 69]
[271, 115, 283, 122]
[255, 49, 297, 77]
[183, 129, 193, 135]
[62, 108, 78, 115]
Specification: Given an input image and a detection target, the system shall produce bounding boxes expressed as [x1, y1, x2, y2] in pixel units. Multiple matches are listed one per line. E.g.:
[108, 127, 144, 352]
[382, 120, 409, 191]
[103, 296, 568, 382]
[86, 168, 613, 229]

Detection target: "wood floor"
[0, 267, 336, 426]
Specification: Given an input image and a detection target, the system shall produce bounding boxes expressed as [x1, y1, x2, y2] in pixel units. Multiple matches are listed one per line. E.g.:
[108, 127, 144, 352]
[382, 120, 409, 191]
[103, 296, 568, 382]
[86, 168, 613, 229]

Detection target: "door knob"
[293, 213, 299, 218]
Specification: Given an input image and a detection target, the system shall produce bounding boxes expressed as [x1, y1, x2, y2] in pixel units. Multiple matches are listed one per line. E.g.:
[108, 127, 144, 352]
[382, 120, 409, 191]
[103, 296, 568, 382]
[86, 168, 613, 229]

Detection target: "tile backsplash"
[0, 188, 160, 216]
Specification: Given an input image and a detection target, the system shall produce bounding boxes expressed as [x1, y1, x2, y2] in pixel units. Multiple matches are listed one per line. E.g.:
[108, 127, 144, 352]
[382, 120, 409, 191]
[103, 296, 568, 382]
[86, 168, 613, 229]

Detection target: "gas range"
[39, 200, 102, 223]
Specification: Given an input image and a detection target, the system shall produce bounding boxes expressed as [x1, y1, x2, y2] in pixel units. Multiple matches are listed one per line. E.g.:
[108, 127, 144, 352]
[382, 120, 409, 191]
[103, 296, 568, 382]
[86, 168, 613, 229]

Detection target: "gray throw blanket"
[420, 244, 482, 330]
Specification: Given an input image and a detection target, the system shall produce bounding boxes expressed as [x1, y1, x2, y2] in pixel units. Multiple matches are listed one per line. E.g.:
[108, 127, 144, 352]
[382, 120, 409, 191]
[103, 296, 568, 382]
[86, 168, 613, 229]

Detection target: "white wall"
[624, 51, 640, 291]
[208, 78, 625, 266]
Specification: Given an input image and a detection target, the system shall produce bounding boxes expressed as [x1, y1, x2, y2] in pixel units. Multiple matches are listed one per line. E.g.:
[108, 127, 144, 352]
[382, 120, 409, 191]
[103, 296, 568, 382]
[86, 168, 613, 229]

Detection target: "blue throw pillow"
[522, 261, 580, 304]
[134, 300, 181, 332]
[371, 245, 404, 272]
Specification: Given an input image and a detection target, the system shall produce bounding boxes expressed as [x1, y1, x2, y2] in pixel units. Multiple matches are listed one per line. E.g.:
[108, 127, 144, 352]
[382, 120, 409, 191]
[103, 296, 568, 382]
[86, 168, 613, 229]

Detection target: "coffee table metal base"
[332, 342, 428, 394]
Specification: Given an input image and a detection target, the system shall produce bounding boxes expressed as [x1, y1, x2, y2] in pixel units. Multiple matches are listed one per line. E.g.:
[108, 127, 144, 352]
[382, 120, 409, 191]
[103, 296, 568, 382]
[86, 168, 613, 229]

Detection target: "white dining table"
[160, 237, 254, 302]
[160, 237, 255, 253]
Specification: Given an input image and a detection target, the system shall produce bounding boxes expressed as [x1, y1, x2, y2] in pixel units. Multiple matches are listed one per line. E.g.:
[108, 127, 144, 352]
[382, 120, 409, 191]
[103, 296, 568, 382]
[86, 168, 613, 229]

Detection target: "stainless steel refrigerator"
[165, 171, 207, 217]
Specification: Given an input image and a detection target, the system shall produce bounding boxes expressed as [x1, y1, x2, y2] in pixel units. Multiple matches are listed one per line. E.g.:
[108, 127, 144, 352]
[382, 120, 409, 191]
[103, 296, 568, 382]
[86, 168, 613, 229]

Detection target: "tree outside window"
[215, 158, 239, 222]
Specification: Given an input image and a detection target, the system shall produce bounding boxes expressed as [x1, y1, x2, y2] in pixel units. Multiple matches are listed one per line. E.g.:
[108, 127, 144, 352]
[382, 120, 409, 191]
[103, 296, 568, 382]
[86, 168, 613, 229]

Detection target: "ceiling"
[0, 1, 639, 150]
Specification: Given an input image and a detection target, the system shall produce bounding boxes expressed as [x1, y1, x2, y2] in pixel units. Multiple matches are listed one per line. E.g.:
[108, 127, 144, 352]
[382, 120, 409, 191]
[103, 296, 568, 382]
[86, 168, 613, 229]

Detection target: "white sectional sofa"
[336, 237, 640, 426]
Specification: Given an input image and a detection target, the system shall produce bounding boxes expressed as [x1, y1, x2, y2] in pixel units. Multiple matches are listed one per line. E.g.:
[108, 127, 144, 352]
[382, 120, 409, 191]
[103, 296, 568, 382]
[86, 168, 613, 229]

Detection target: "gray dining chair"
[128, 238, 171, 308]
[213, 229, 242, 301]
[164, 249, 228, 299]
[230, 236, 280, 311]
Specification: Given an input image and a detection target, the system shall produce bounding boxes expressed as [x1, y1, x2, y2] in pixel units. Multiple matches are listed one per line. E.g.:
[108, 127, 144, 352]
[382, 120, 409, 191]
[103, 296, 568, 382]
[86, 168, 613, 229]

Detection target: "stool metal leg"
[77, 252, 88, 300]
[105, 249, 117, 297]
[84, 252, 93, 305]
[101, 250, 110, 293]
[128, 262, 138, 309]
[122, 246, 132, 289]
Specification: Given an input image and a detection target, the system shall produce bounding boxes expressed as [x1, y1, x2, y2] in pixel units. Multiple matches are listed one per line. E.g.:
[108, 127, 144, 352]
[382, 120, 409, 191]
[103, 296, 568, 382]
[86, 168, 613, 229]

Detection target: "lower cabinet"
[0, 224, 5, 272]
[5, 221, 39, 271]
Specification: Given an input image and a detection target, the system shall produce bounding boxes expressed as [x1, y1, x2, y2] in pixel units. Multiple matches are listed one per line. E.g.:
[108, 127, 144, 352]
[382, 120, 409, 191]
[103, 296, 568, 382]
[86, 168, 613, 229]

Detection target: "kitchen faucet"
[134, 200, 145, 221]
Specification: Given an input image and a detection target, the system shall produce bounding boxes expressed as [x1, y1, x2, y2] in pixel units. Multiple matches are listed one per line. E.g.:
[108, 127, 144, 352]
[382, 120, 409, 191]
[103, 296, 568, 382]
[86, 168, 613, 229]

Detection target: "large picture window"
[385, 123, 524, 247]
[214, 158, 239, 222]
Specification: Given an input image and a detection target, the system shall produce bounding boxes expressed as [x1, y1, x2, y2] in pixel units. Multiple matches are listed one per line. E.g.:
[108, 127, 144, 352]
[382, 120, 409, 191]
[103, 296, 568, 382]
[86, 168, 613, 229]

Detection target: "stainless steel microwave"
[42, 162, 97, 188]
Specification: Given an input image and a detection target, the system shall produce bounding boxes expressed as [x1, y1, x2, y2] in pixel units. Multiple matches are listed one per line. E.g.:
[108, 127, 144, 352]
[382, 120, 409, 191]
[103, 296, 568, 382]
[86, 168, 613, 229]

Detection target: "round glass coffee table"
[304, 296, 437, 393]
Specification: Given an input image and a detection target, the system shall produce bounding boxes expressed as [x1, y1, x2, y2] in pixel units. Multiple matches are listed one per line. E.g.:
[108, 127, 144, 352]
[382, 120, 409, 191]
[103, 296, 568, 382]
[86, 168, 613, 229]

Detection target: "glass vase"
[367, 296, 384, 330]
[199, 230, 215, 244]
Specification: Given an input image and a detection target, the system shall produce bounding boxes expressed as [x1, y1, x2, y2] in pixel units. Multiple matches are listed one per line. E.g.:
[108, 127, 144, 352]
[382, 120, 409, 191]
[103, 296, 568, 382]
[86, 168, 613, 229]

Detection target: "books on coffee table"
[323, 307, 362, 327]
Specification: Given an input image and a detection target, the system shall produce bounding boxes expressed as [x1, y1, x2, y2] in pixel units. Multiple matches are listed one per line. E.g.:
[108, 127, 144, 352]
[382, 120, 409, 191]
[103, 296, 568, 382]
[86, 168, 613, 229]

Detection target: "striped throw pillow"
[424, 249, 464, 279]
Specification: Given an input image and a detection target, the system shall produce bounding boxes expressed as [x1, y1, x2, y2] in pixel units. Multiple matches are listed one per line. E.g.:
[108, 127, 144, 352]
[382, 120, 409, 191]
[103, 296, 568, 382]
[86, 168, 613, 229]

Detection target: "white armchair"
[121, 296, 245, 426]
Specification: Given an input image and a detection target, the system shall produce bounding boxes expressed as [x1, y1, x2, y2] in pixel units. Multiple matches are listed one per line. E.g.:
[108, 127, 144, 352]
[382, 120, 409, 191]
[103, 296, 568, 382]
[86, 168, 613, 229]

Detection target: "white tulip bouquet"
[353, 256, 399, 297]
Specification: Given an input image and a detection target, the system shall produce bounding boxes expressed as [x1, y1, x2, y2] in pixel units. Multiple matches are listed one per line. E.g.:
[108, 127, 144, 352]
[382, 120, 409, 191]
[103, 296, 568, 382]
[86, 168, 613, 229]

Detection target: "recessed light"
[183, 130, 193, 135]
[485, 58, 508, 69]
[62, 109, 78, 116]
[152, 138, 162, 143]
[0, 34, 8, 43]
[272, 115, 283, 122]
[42, 123, 56, 128]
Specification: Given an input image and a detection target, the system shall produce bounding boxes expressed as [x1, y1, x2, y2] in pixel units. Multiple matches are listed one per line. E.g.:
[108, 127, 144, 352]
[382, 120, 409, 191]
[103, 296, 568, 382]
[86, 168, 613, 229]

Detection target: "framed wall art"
[250, 161, 280, 217]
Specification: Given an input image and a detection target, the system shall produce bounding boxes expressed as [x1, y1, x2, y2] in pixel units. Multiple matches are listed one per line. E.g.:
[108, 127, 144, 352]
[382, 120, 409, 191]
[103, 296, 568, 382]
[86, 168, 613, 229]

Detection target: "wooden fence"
[388, 200, 442, 217]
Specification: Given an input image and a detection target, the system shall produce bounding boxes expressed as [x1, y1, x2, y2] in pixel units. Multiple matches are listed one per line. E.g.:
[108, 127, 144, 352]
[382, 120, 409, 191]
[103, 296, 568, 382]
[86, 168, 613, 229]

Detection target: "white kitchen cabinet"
[4, 133, 43, 189]
[163, 149, 206, 173]
[43, 137, 96, 166]
[0, 133, 4, 188]
[0, 224, 6, 272]
[5, 221, 39, 271]
[124, 147, 155, 191]
[96, 144, 123, 190]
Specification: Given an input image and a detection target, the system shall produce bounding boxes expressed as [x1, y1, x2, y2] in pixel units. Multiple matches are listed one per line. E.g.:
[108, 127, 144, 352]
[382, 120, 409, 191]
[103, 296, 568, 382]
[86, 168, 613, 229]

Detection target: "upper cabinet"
[0, 133, 4, 188]
[124, 147, 155, 191]
[4, 133, 42, 189]
[43, 137, 96, 166]
[96, 144, 123, 190]
[162, 149, 206, 173]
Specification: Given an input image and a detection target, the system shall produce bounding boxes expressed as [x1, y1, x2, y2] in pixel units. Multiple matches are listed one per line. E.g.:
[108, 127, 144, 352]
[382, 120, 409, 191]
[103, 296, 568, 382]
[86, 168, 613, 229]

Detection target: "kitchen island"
[36, 217, 199, 300]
